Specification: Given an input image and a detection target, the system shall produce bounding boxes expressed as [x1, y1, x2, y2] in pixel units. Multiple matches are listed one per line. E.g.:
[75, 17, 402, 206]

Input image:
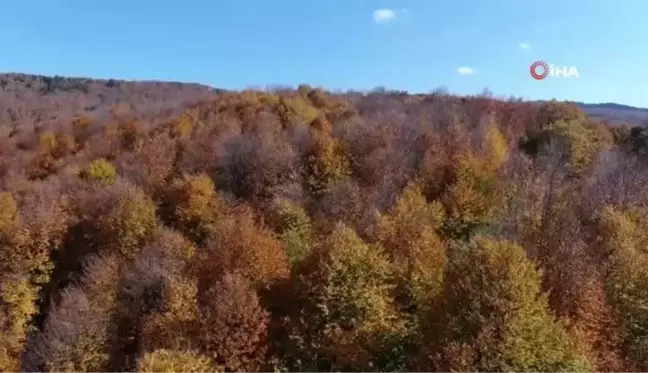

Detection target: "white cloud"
[519, 42, 532, 49]
[373, 9, 397, 23]
[457, 66, 476, 75]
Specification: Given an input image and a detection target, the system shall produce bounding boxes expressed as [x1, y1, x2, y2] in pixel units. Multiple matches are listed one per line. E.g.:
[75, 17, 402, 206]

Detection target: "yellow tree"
[424, 236, 591, 372]
[140, 276, 200, 353]
[163, 173, 226, 244]
[597, 206, 648, 369]
[80, 158, 117, 185]
[442, 121, 508, 239]
[96, 186, 157, 259]
[302, 123, 351, 199]
[286, 224, 407, 371]
[138, 349, 218, 373]
[0, 191, 69, 371]
[376, 183, 446, 313]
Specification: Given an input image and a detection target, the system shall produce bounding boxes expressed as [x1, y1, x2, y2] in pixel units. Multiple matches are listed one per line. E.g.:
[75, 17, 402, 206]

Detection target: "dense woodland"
[2, 74, 648, 372]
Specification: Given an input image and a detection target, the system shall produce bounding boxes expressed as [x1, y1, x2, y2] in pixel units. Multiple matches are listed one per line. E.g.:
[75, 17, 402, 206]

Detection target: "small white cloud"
[373, 9, 397, 23]
[457, 66, 476, 75]
[519, 42, 532, 49]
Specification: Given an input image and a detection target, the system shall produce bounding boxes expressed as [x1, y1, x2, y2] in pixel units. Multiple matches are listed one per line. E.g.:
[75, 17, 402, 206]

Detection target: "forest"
[1, 74, 648, 372]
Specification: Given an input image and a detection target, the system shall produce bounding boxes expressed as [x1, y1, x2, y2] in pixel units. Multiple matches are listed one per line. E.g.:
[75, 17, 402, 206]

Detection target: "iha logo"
[530, 61, 580, 80]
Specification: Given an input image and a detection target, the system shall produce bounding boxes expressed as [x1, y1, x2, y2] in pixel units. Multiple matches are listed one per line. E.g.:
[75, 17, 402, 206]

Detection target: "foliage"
[0, 81, 646, 372]
[195, 205, 289, 289]
[138, 349, 218, 373]
[272, 198, 313, 269]
[163, 173, 225, 244]
[442, 153, 498, 239]
[197, 273, 269, 372]
[376, 183, 446, 312]
[0, 192, 18, 235]
[25, 254, 121, 372]
[97, 185, 157, 258]
[426, 236, 591, 372]
[302, 126, 351, 199]
[522, 119, 612, 173]
[285, 224, 408, 371]
[80, 158, 117, 185]
[140, 275, 200, 353]
[598, 206, 648, 368]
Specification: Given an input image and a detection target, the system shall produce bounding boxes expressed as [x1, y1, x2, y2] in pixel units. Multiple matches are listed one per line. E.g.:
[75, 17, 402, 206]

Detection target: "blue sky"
[1, 0, 647, 107]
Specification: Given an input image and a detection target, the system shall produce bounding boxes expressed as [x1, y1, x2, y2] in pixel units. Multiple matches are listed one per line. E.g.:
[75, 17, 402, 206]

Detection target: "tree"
[520, 119, 611, 174]
[138, 349, 218, 373]
[302, 124, 351, 199]
[197, 273, 269, 372]
[96, 185, 157, 258]
[424, 236, 591, 372]
[598, 206, 648, 369]
[285, 224, 408, 371]
[195, 205, 289, 290]
[0, 273, 39, 371]
[0, 190, 69, 371]
[270, 198, 313, 270]
[163, 173, 225, 244]
[376, 183, 446, 313]
[140, 276, 200, 353]
[24, 254, 121, 372]
[0, 192, 17, 237]
[441, 121, 508, 239]
[80, 158, 117, 185]
[110, 228, 198, 369]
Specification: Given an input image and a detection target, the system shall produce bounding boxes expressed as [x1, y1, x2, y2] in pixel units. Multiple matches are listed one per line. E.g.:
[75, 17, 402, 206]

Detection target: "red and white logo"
[530, 61, 549, 80]
[530, 60, 579, 80]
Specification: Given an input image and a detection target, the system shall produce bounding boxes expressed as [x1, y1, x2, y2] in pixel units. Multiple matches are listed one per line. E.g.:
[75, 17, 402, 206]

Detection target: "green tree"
[271, 198, 313, 269]
[521, 119, 612, 173]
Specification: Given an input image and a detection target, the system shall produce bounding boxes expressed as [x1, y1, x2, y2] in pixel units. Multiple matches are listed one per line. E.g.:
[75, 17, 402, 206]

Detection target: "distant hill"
[1, 72, 647, 132]
[576, 102, 648, 126]
[0, 73, 220, 133]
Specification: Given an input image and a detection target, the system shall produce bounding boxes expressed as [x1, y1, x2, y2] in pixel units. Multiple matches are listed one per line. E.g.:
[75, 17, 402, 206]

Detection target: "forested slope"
[0, 73, 219, 134]
[0, 79, 648, 372]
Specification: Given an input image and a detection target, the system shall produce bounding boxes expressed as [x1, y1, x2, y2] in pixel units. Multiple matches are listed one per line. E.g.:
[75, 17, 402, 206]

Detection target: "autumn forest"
[1, 74, 648, 372]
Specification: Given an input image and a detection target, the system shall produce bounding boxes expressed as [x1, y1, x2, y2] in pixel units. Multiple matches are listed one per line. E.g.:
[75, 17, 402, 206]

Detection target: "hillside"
[2, 73, 647, 133]
[0, 73, 220, 134]
[1, 74, 648, 372]
[576, 102, 648, 126]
